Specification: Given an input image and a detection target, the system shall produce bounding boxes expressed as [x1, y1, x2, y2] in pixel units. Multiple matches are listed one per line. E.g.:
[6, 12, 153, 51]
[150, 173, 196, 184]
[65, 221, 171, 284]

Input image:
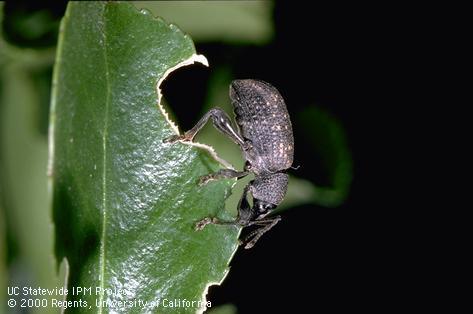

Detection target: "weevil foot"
[198, 174, 214, 186]
[195, 217, 216, 231]
[163, 134, 179, 143]
[237, 234, 257, 249]
[243, 238, 260, 249]
[163, 133, 192, 144]
[198, 169, 249, 186]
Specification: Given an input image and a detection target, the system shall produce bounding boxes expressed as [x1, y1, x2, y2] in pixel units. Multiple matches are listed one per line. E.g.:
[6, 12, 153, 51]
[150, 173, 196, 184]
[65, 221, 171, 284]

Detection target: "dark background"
[168, 3, 428, 312]
[2, 1, 437, 312]
[206, 3, 394, 312]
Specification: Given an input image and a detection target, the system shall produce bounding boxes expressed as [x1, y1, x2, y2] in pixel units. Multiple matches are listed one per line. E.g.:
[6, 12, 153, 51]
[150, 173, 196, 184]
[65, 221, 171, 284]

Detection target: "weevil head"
[250, 172, 289, 220]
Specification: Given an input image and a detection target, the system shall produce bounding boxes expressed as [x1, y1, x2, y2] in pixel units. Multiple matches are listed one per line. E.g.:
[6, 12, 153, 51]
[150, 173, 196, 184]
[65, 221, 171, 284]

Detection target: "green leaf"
[50, 2, 239, 313]
[0, 64, 58, 314]
[0, 200, 5, 312]
[286, 106, 353, 208]
[1, 3, 60, 313]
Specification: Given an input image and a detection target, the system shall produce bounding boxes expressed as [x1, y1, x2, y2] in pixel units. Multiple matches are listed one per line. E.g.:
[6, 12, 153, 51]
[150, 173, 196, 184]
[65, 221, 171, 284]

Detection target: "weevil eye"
[256, 202, 276, 215]
[244, 161, 253, 171]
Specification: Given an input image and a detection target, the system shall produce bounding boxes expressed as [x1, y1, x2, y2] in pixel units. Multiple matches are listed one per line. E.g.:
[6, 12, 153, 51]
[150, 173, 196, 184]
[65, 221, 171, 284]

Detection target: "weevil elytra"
[164, 79, 294, 249]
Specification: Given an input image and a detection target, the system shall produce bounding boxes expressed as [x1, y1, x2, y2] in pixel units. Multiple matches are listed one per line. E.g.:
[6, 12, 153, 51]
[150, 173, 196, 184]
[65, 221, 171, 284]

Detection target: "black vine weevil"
[164, 79, 294, 249]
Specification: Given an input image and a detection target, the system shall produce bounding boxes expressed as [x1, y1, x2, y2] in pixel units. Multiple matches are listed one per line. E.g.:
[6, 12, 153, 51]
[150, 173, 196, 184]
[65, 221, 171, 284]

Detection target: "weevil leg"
[247, 216, 281, 226]
[199, 169, 248, 186]
[163, 108, 246, 147]
[242, 216, 281, 249]
[195, 183, 253, 230]
[195, 182, 279, 249]
[195, 217, 239, 231]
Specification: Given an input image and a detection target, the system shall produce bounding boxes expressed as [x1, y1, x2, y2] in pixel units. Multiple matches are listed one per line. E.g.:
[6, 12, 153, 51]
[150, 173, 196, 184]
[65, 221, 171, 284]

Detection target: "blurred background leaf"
[0, 2, 59, 313]
[294, 106, 353, 207]
[132, 1, 273, 44]
[1, 0, 62, 48]
[0, 196, 5, 311]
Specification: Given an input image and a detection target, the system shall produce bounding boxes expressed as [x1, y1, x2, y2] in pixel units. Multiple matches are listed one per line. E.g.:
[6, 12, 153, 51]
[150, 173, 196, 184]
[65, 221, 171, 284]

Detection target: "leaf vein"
[98, 6, 111, 312]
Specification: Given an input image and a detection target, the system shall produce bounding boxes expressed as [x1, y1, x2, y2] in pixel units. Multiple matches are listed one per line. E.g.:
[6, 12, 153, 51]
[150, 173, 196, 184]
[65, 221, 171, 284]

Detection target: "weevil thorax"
[250, 172, 289, 207]
[230, 79, 294, 174]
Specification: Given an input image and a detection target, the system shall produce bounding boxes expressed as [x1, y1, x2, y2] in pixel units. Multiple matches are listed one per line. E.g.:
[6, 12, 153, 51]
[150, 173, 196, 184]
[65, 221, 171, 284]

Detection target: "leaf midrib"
[98, 5, 111, 312]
